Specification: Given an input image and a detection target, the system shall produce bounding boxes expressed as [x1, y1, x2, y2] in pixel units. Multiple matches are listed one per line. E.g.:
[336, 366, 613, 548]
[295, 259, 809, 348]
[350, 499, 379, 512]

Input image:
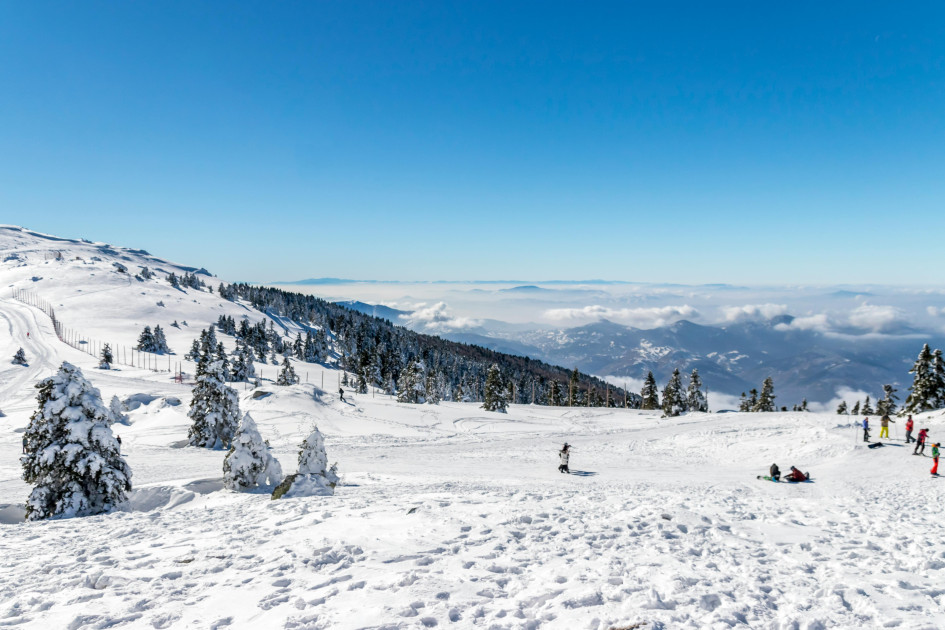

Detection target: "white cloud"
[720, 303, 788, 323]
[542, 305, 699, 328]
[805, 386, 872, 414]
[775, 313, 831, 332]
[927, 306, 945, 318]
[402, 302, 480, 331]
[847, 303, 906, 333]
[775, 303, 912, 335]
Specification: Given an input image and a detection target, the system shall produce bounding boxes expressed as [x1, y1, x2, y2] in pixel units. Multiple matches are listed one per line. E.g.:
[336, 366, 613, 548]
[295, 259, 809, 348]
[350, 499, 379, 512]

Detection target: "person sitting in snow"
[769, 463, 781, 482]
[558, 443, 571, 474]
[785, 466, 809, 482]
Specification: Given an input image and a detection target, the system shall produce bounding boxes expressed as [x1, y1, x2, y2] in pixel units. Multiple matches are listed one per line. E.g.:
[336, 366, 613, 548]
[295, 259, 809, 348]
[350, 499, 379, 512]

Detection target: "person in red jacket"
[914, 428, 929, 456]
[785, 466, 809, 482]
[905, 415, 915, 444]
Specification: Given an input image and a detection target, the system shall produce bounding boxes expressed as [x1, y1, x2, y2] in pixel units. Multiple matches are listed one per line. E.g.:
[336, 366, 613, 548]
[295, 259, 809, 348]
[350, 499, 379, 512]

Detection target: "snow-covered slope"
[2, 226, 945, 629]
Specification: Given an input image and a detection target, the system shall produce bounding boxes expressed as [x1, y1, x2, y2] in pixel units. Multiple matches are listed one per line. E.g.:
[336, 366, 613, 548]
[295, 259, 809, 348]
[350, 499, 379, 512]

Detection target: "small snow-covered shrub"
[272, 426, 338, 500]
[223, 413, 283, 491]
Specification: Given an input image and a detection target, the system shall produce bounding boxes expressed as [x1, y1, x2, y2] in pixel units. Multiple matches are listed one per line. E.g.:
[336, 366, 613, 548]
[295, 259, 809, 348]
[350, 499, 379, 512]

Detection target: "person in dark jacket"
[915, 429, 929, 456]
[338, 387, 345, 402]
[558, 443, 571, 473]
[769, 463, 781, 481]
[862, 417, 870, 443]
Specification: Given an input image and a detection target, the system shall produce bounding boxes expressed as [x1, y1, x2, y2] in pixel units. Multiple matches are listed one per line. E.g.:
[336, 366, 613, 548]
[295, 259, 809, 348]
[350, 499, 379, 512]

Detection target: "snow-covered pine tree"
[277, 357, 299, 386]
[222, 413, 283, 491]
[837, 400, 848, 414]
[12, 347, 27, 365]
[293, 334, 304, 360]
[108, 395, 129, 425]
[152, 325, 170, 354]
[754, 378, 775, 412]
[482, 363, 508, 412]
[661, 368, 686, 417]
[567, 368, 580, 406]
[876, 384, 899, 417]
[933, 349, 945, 409]
[851, 400, 860, 415]
[100, 343, 113, 368]
[136, 326, 155, 351]
[738, 392, 749, 412]
[21, 362, 131, 520]
[397, 360, 426, 403]
[425, 371, 441, 404]
[686, 369, 708, 412]
[861, 395, 874, 416]
[186, 339, 200, 361]
[271, 425, 339, 499]
[747, 388, 759, 411]
[800, 399, 808, 411]
[548, 380, 563, 406]
[640, 371, 660, 410]
[187, 359, 240, 449]
[215, 342, 230, 380]
[904, 344, 936, 414]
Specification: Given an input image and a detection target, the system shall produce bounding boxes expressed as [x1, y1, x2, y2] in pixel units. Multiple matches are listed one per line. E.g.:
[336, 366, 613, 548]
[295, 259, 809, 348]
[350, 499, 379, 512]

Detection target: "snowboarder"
[862, 417, 870, 443]
[785, 466, 809, 482]
[879, 415, 894, 439]
[769, 463, 781, 482]
[931, 443, 940, 476]
[338, 387, 345, 403]
[915, 429, 929, 456]
[558, 443, 571, 474]
[905, 415, 915, 444]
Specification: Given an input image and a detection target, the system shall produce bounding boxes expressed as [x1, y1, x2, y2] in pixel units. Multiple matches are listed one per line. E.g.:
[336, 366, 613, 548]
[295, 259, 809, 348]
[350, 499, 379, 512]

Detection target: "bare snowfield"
[2, 227, 945, 629]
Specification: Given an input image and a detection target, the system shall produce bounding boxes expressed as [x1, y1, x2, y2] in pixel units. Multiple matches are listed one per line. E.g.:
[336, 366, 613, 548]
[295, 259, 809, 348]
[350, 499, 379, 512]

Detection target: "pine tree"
[876, 384, 899, 417]
[136, 326, 155, 352]
[108, 395, 128, 425]
[482, 364, 508, 413]
[861, 395, 874, 416]
[397, 360, 426, 404]
[21, 362, 131, 520]
[568, 368, 580, 407]
[747, 388, 759, 411]
[738, 392, 749, 412]
[686, 369, 708, 412]
[800, 399, 808, 412]
[186, 339, 200, 361]
[837, 400, 848, 415]
[904, 344, 936, 414]
[548, 380, 563, 406]
[100, 343, 113, 367]
[215, 342, 230, 380]
[272, 426, 339, 499]
[754, 378, 775, 412]
[277, 358, 299, 386]
[851, 401, 860, 415]
[661, 368, 686, 417]
[187, 359, 239, 449]
[640, 371, 660, 410]
[12, 347, 27, 365]
[933, 349, 945, 409]
[222, 413, 283, 491]
[152, 325, 170, 354]
[425, 371, 441, 404]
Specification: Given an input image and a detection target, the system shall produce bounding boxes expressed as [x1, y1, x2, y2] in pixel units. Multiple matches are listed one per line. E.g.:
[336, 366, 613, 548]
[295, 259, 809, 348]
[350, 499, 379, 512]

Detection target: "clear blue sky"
[2, 2, 943, 284]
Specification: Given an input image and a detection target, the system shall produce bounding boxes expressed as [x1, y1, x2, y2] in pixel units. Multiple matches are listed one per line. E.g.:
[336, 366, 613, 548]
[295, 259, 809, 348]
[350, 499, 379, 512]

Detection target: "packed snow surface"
[2, 226, 945, 629]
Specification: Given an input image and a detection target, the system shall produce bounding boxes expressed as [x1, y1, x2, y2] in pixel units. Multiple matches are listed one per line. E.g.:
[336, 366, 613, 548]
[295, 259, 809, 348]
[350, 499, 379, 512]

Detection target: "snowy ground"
[3, 227, 945, 629]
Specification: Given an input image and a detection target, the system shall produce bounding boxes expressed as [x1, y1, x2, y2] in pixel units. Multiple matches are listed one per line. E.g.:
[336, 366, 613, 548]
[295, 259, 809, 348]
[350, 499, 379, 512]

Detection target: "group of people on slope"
[863, 414, 939, 476]
[768, 463, 809, 483]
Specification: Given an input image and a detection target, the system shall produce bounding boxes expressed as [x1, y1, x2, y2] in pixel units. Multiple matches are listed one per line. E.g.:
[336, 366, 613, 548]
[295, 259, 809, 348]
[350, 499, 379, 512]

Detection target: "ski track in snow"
[3, 233, 945, 629]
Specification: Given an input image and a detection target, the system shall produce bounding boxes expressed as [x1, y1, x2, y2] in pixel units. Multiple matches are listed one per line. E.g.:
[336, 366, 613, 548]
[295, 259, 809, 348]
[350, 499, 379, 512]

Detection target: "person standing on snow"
[914, 428, 929, 456]
[338, 387, 345, 403]
[931, 443, 940, 476]
[905, 415, 915, 444]
[879, 415, 894, 439]
[862, 417, 870, 443]
[558, 443, 571, 474]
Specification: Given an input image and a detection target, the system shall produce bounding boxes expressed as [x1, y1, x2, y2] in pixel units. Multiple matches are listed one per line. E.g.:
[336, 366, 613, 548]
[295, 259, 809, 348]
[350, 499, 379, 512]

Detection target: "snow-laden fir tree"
[397, 360, 426, 404]
[108, 395, 129, 425]
[100, 343, 113, 368]
[425, 371, 441, 404]
[746, 388, 759, 411]
[482, 363, 508, 412]
[876, 384, 899, 417]
[861, 395, 874, 416]
[754, 378, 776, 412]
[640, 371, 660, 410]
[567, 368, 580, 407]
[904, 344, 939, 414]
[222, 413, 283, 491]
[686, 369, 708, 412]
[851, 400, 860, 415]
[548, 380, 563, 406]
[136, 326, 154, 351]
[215, 342, 230, 380]
[152, 325, 170, 353]
[738, 392, 749, 412]
[21, 362, 131, 520]
[187, 359, 239, 449]
[661, 368, 687, 417]
[271, 425, 340, 499]
[932, 348, 945, 409]
[837, 400, 848, 415]
[12, 347, 27, 365]
[277, 357, 299, 386]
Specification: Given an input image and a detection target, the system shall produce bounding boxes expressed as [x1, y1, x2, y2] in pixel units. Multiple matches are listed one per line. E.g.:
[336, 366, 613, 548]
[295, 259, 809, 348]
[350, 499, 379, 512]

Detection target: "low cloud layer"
[720, 303, 788, 323]
[775, 303, 912, 335]
[402, 302, 480, 331]
[543, 305, 699, 329]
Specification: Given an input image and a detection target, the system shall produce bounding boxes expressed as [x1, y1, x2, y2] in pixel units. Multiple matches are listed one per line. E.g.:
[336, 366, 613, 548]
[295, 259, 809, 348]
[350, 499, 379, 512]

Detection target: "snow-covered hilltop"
[2, 226, 945, 628]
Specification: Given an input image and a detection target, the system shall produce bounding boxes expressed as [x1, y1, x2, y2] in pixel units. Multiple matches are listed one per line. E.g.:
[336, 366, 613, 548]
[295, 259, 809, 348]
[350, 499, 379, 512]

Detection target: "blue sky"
[2, 2, 943, 284]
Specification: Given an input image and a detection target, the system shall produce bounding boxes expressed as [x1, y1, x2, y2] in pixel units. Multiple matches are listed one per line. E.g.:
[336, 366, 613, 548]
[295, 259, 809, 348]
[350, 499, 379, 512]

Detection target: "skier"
[769, 463, 781, 482]
[785, 466, 809, 482]
[931, 443, 940, 476]
[862, 417, 870, 443]
[338, 387, 345, 403]
[879, 415, 894, 439]
[558, 443, 571, 474]
[905, 415, 915, 444]
[914, 428, 929, 456]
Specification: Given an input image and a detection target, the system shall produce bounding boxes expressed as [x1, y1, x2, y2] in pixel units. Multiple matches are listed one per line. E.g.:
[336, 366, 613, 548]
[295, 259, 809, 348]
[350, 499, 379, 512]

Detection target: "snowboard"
[756, 476, 779, 482]
[867, 442, 884, 449]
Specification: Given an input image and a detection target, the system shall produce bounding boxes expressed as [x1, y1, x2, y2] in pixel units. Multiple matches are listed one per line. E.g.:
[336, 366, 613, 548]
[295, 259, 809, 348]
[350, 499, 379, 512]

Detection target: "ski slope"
[2, 226, 945, 629]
